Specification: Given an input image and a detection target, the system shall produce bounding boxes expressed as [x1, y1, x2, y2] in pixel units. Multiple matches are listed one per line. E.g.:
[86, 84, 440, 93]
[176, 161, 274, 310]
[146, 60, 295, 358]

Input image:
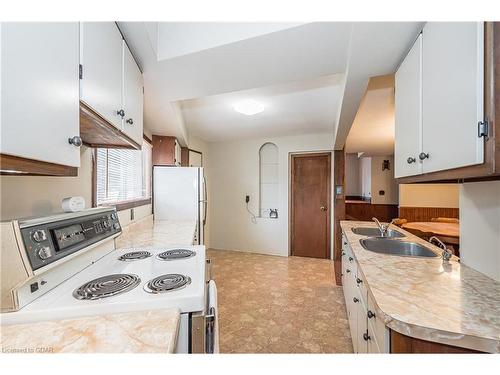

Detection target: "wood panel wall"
[345, 202, 399, 222]
[399, 207, 459, 222]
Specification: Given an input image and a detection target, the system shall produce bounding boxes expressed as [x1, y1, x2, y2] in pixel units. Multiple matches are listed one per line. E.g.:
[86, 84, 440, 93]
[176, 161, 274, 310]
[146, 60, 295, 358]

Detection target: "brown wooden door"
[290, 153, 331, 259]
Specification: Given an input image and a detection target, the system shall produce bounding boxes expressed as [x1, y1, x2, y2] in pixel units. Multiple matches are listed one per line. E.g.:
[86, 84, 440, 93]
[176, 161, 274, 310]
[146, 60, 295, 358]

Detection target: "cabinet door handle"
[353, 297, 359, 303]
[407, 157, 416, 164]
[68, 136, 82, 147]
[342, 251, 346, 256]
[356, 277, 363, 284]
[117, 109, 125, 118]
[126, 118, 134, 125]
[367, 310, 376, 319]
[363, 331, 371, 341]
[346, 269, 351, 273]
[419, 152, 429, 160]
[349, 257, 353, 262]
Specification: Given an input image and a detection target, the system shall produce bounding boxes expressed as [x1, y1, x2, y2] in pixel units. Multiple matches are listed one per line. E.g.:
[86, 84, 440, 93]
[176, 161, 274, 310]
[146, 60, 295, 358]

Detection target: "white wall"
[459, 181, 500, 282]
[359, 157, 372, 199]
[0, 146, 151, 227]
[207, 133, 333, 256]
[370, 156, 398, 205]
[399, 184, 460, 208]
[345, 153, 361, 196]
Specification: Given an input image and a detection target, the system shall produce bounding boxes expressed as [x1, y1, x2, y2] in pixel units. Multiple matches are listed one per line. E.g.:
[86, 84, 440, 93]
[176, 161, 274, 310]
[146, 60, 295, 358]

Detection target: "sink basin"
[359, 238, 438, 257]
[352, 227, 405, 238]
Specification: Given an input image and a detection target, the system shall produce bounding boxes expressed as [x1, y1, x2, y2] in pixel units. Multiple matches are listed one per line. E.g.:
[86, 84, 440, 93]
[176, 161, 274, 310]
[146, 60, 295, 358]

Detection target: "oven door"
[191, 279, 218, 353]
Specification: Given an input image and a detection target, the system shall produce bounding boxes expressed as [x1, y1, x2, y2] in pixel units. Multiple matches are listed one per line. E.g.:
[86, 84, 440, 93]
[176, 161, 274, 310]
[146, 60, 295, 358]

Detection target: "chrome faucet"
[429, 236, 453, 261]
[372, 217, 396, 237]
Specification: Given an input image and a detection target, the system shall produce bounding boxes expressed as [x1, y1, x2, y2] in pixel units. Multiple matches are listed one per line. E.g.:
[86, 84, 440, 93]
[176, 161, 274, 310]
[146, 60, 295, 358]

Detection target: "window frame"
[92, 134, 152, 211]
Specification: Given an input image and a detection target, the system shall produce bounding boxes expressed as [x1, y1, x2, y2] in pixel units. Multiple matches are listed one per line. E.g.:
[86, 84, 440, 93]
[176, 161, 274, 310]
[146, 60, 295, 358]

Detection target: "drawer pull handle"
[367, 310, 376, 319]
[353, 297, 359, 303]
[363, 332, 371, 341]
[356, 277, 363, 284]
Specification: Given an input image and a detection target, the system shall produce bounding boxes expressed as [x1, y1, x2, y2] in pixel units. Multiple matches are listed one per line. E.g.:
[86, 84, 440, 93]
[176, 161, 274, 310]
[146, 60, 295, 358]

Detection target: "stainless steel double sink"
[351, 227, 438, 258]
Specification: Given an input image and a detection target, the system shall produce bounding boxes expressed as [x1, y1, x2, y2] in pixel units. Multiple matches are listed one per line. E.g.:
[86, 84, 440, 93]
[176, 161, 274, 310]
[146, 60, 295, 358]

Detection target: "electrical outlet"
[245, 195, 250, 203]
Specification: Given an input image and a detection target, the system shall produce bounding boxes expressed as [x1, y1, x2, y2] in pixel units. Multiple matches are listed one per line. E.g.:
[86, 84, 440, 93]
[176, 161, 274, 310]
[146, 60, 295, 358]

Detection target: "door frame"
[289, 152, 332, 259]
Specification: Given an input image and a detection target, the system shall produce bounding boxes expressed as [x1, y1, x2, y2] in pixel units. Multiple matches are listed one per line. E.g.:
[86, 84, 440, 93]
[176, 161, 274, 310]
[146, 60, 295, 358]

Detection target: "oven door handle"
[205, 306, 216, 354]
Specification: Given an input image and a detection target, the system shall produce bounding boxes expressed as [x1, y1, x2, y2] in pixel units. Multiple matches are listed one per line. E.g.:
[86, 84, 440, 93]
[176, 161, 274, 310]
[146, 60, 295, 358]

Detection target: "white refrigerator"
[153, 166, 206, 245]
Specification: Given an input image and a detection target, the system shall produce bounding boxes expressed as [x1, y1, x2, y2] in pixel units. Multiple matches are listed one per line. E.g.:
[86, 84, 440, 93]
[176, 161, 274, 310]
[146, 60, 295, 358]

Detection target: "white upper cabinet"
[1, 22, 81, 167]
[122, 42, 144, 145]
[395, 34, 423, 178]
[421, 22, 484, 173]
[394, 22, 485, 178]
[80, 22, 124, 130]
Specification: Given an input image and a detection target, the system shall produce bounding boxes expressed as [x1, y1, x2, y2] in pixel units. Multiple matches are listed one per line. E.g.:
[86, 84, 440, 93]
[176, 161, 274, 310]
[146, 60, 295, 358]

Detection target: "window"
[259, 142, 279, 218]
[95, 140, 152, 206]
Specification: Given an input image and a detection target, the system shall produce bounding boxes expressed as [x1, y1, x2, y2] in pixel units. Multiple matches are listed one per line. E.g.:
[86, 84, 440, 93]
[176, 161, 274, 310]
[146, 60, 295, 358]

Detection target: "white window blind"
[96, 140, 152, 205]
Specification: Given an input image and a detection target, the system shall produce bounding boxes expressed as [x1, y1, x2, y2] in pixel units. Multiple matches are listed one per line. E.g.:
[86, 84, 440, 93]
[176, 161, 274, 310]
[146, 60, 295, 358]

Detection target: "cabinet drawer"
[367, 292, 389, 352]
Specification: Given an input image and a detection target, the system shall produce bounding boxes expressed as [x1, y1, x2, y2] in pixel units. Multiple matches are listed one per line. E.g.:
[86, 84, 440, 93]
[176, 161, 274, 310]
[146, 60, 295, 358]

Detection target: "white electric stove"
[0, 208, 217, 353]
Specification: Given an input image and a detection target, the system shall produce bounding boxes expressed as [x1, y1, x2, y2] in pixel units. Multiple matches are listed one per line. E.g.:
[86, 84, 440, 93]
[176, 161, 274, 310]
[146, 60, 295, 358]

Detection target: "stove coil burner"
[157, 249, 196, 261]
[73, 274, 141, 300]
[118, 251, 152, 261]
[144, 274, 191, 294]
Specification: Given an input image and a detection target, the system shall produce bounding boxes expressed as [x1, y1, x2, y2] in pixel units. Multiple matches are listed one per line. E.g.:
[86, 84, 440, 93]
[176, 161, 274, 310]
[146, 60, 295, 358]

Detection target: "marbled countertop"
[341, 221, 500, 353]
[116, 216, 197, 248]
[1, 308, 180, 353]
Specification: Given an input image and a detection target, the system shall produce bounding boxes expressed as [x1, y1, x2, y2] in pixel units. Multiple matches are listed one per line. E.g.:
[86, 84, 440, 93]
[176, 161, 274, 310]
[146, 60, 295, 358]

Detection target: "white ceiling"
[153, 23, 303, 61]
[118, 22, 423, 147]
[179, 74, 344, 142]
[345, 75, 395, 156]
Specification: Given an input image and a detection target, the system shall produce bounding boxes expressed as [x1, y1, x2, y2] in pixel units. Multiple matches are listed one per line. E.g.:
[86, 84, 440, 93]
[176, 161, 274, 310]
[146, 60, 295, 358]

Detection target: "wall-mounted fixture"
[382, 159, 390, 171]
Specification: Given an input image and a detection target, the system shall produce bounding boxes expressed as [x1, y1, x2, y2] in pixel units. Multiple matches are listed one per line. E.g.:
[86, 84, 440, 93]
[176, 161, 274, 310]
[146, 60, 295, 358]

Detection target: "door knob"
[68, 136, 82, 147]
[419, 152, 429, 160]
[320, 206, 328, 211]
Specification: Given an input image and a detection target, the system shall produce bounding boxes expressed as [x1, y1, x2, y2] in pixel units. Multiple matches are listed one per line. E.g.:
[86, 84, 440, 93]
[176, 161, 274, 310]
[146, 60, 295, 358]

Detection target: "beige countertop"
[116, 215, 197, 248]
[1, 308, 180, 353]
[340, 220, 500, 353]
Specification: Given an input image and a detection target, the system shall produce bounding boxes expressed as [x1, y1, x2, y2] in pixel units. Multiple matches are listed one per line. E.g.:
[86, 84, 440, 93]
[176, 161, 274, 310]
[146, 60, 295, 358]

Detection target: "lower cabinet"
[342, 232, 389, 353]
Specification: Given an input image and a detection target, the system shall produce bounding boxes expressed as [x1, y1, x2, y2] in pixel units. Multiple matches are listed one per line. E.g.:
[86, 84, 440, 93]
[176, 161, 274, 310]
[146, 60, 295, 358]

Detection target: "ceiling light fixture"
[233, 99, 265, 116]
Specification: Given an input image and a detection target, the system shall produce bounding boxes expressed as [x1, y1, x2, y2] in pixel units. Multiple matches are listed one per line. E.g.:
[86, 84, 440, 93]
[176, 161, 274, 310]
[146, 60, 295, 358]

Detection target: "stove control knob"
[111, 212, 117, 220]
[32, 229, 47, 242]
[38, 246, 52, 260]
[113, 223, 120, 230]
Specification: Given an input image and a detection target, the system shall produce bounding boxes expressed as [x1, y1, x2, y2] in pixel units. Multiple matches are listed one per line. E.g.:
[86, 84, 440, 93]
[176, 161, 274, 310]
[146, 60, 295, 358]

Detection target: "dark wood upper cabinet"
[152, 136, 181, 166]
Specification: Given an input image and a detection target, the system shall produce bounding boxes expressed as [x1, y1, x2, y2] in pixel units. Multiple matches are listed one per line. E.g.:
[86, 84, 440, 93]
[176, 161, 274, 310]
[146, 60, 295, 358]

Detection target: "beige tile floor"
[207, 249, 353, 353]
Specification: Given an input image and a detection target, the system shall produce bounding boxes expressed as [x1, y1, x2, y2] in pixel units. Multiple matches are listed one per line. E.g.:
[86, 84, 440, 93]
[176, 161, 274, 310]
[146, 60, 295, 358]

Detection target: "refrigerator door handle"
[202, 175, 208, 225]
